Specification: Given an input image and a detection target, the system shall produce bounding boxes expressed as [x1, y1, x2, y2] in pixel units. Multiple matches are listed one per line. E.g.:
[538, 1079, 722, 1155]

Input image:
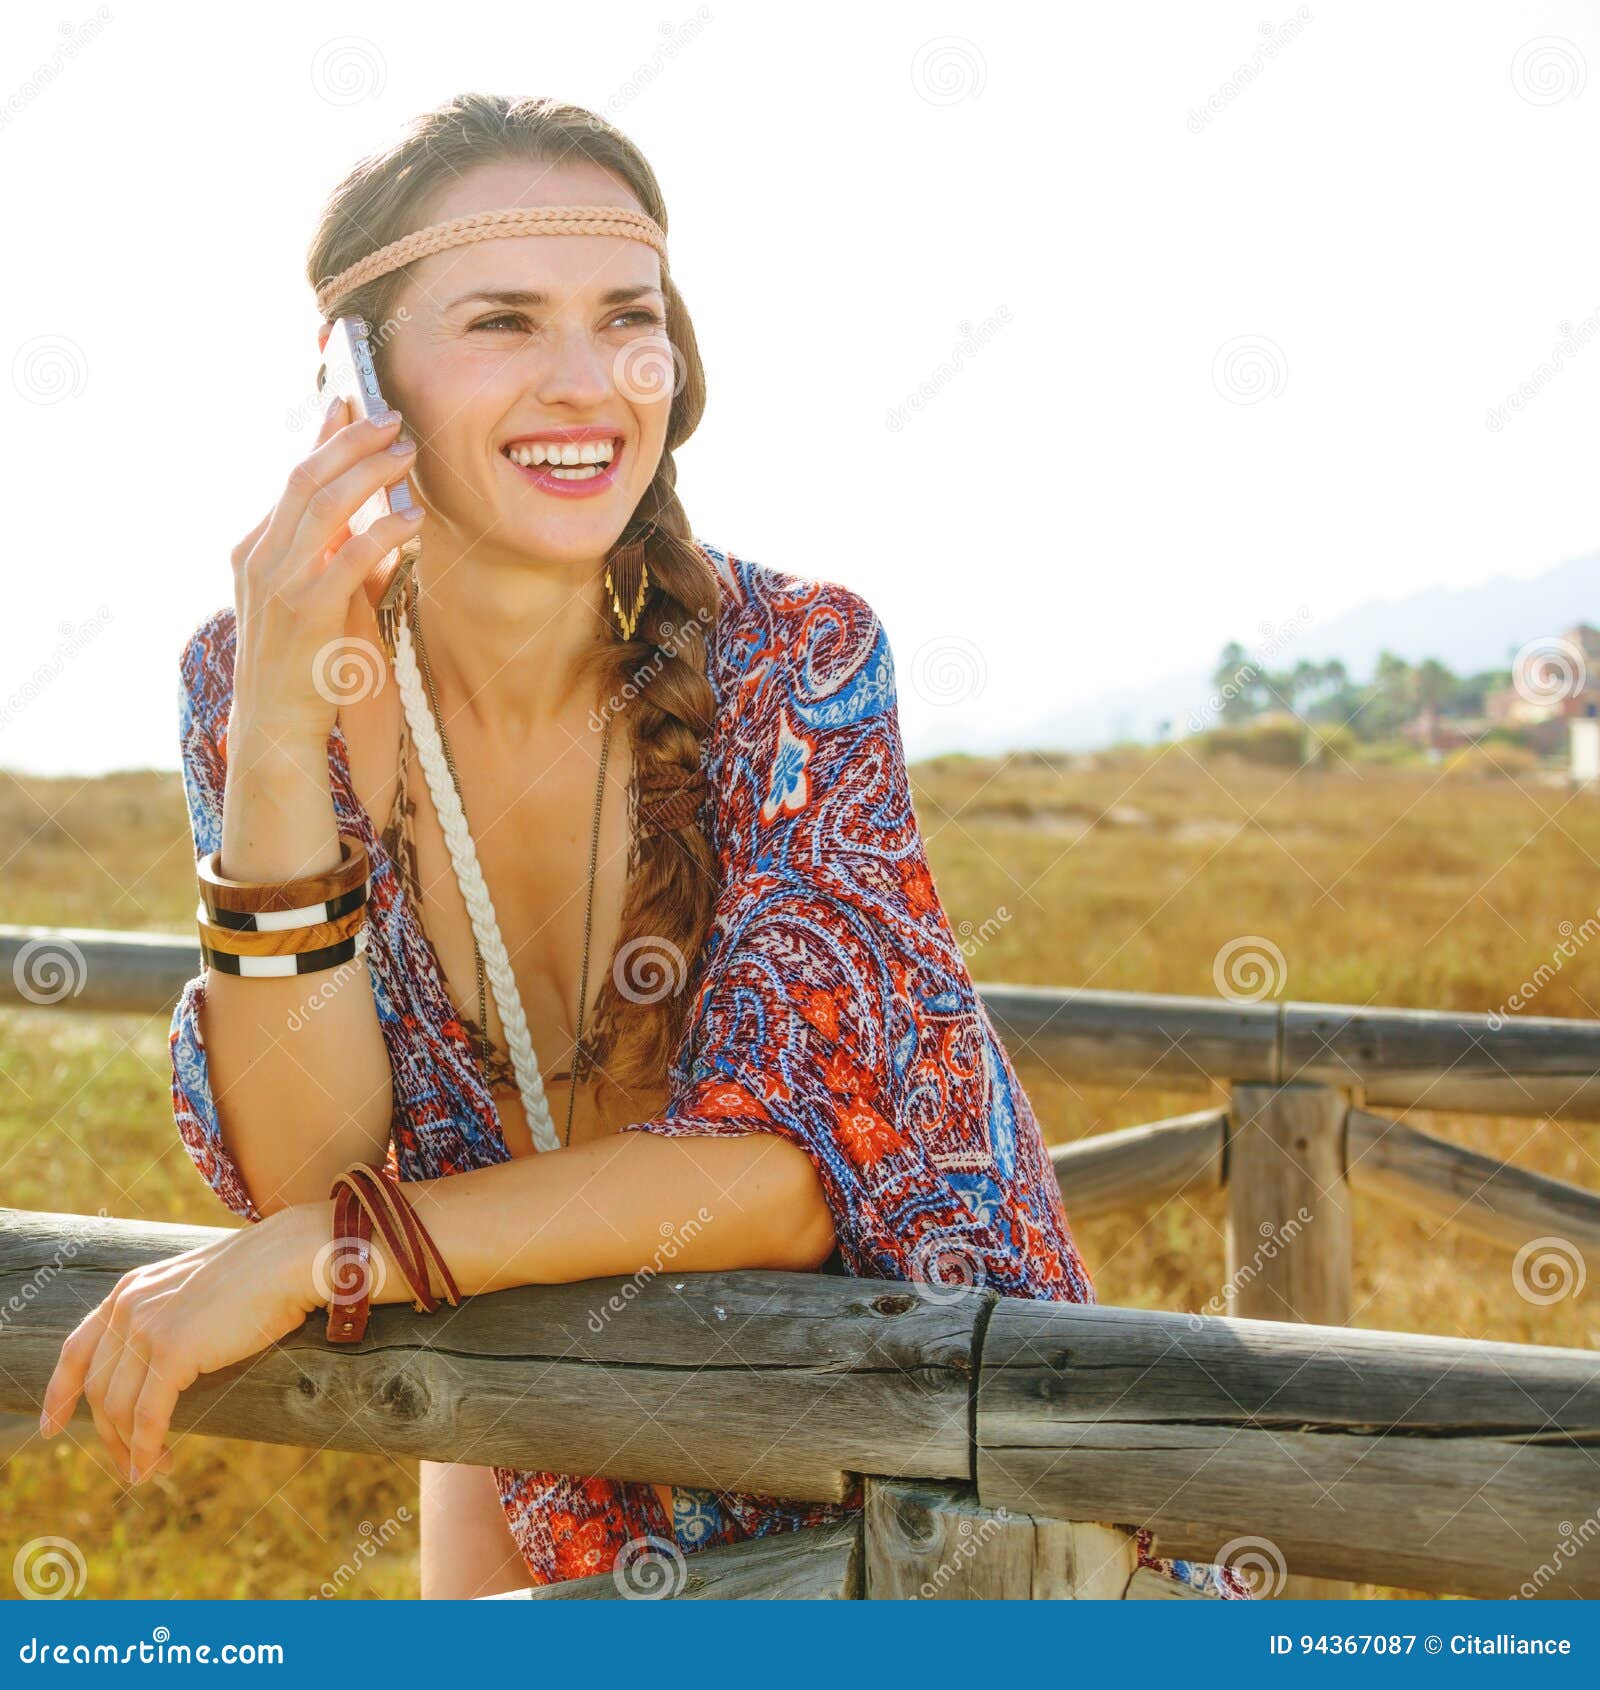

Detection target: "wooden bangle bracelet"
[196, 900, 366, 959]
[198, 831, 369, 916]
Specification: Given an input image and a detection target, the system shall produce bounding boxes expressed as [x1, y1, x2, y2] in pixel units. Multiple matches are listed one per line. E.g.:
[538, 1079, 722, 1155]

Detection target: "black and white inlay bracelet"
[201, 926, 370, 978]
[197, 881, 369, 933]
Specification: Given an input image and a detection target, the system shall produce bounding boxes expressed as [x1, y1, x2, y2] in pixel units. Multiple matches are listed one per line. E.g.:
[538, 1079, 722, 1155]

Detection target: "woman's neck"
[409, 541, 613, 743]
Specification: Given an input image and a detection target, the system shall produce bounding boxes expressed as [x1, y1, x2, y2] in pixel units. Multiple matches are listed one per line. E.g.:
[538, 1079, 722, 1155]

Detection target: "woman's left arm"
[38, 1129, 835, 1484]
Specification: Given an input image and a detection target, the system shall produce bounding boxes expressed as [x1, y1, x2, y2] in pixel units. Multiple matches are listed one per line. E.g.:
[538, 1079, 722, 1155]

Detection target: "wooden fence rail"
[7, 924, 1600, 1120]
[2, 1206, 1596, 1600]
[6, 927, 1600, 1599]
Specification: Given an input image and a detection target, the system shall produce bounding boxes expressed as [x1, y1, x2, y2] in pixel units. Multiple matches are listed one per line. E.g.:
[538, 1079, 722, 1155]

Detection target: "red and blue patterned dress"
[169, 541, 1253, 1599]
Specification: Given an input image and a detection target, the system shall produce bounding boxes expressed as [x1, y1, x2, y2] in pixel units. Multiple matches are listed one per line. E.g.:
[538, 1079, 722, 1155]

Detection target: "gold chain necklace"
[407, 584, 611, 1149]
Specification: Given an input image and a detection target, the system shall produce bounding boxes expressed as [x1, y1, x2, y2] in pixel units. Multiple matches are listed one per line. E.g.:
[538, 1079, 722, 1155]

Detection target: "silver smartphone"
[316, 315, 419, 616]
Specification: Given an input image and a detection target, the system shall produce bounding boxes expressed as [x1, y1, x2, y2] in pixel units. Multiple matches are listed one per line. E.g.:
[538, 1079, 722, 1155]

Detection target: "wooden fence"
[2, 923, 1599, 1600]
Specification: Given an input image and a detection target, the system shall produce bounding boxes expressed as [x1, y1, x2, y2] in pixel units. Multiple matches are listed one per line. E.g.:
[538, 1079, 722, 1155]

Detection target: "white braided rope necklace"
[388, 575, 608, 1154]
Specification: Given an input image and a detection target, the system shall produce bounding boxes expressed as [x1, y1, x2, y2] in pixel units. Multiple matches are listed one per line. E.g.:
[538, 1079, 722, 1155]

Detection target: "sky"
[3, 0, 1599, 775]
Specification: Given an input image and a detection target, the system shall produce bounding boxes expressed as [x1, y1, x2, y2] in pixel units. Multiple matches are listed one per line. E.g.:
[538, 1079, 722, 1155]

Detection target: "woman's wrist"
[265, 1199, 338, 1315]
[271, 1191, 418, 1319]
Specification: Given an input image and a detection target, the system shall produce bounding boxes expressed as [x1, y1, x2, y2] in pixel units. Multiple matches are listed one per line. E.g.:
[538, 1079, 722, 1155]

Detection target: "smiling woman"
[39, 91, 1254, 1601]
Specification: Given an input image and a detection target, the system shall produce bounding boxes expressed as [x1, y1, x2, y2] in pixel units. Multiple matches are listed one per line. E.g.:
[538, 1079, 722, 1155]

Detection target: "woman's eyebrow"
[445, 284, 665, 310]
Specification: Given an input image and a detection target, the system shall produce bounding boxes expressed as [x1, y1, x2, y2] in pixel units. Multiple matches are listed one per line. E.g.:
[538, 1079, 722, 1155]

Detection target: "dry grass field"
[2, 743, 1596, 1599]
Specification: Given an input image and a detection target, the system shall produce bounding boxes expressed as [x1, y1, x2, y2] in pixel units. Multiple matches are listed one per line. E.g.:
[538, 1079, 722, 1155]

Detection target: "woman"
[39, 92, 1252, 1601]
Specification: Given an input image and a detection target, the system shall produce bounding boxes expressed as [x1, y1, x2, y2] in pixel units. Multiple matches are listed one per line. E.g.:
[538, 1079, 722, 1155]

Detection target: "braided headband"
[314, 204, 669, 318]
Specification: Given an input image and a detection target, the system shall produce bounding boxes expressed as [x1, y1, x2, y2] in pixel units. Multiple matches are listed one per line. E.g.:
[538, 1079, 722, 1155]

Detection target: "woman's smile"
[499, 424, 627, 500]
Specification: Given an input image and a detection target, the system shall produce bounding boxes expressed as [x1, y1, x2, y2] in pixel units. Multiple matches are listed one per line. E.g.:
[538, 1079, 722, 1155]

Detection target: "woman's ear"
[317, 320, 333, 354]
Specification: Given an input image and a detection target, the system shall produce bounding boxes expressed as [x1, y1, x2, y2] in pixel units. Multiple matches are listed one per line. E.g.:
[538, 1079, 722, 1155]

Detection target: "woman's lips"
[500, 440, 625, 500]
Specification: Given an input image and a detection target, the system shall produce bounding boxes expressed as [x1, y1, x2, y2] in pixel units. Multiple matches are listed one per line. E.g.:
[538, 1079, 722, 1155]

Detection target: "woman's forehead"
[424, 155, 644, 221]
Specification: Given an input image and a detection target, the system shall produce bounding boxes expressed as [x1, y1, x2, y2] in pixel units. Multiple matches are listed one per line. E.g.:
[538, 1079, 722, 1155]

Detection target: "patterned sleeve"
[167, 610, 265, 1225]
[618, 580, 1091, 1302]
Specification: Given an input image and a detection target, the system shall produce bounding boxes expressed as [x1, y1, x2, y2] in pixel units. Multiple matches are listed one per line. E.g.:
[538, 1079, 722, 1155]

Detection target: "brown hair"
[305, 92, 722, 1112]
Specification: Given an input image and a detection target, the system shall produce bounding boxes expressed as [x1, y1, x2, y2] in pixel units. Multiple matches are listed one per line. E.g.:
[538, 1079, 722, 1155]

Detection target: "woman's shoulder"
[696, 539, 896, 731]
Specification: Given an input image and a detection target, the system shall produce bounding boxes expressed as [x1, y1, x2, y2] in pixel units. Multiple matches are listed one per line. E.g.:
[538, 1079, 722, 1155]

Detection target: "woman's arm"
[172, 403, 420, 1220]
[277, 1127, 839, 1304]
[39, 1128, 836, 1485]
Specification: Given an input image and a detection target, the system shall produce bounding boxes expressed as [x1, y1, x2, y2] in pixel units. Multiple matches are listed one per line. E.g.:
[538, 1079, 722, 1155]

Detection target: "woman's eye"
[469, 310, 660, 333]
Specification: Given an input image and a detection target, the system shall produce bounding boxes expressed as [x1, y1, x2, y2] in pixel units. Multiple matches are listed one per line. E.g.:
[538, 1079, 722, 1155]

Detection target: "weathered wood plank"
[1346, 1107, 1600, 1271]
[1226, 1084, 1351, 1328]
[975, 1300, 1600, 1599]
[11, 928, 1600, 1121]
[0, 1208, 983, 1502]
[862, 1477, 1137, 1598]
[1226, 1083, 1355, 1596]
[1050, 1108, 1226, 1220]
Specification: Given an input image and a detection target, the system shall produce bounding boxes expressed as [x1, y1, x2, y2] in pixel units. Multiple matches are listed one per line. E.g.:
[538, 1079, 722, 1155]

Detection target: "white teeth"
[549, 464, 603, 480]
[506, 438, 617, 467]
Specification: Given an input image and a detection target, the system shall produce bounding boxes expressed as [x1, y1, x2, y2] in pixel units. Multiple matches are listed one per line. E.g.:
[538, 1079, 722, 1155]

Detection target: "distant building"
[1486, 622, 1600, 725]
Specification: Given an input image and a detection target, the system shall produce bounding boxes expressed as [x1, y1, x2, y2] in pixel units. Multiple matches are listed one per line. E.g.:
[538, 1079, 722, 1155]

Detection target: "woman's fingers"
[126, 1359, 185, 1484]
[39, 1300, 108, 1437]
[101, 1340, 154, 1481]
[80, 1321, 134, 1477]
[286, 431, 420, 572]
[254, 411, 409, 577]
[324, 504, 427, 595]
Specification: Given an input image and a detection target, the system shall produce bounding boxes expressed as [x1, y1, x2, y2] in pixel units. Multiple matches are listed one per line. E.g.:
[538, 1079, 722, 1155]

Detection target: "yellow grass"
[1, 745, 1595, 1600]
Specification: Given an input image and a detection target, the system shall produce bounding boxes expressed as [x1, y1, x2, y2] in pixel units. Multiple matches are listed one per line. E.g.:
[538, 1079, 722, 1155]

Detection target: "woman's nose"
[533, 324, 614, 406]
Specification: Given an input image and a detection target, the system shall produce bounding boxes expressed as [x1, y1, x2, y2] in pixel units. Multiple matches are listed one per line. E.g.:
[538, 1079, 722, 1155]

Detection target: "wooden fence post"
[1226, 1080, 1354, 1598]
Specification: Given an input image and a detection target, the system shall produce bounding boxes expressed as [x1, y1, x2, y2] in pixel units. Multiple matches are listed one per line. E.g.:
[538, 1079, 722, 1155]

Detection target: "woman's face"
[377, 157, 674, 573]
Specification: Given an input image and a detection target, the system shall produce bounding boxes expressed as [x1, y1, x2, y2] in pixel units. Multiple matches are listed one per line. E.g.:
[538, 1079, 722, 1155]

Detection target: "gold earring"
[604, 534, 650, 640]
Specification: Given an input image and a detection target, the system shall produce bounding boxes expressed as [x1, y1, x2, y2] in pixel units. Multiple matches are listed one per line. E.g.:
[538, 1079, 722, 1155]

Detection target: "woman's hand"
[231, 382, 425, 750]
[37, 1208, 329, 1483]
